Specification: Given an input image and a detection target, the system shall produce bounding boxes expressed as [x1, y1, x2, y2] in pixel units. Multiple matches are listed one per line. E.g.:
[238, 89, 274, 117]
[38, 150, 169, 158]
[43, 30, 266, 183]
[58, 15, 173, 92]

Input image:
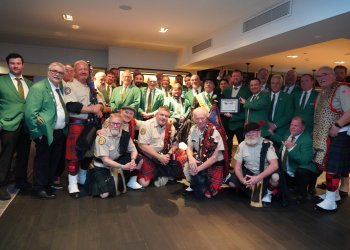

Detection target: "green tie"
[121, 86, 127, 101]
[146, 90, 153, 113]
[15, 77, 25, 99]
[56, 89, 69, 123]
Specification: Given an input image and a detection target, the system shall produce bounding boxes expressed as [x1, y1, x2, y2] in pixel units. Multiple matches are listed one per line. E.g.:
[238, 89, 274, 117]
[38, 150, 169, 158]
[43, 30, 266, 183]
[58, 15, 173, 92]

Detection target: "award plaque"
[220, 98, 240, 113]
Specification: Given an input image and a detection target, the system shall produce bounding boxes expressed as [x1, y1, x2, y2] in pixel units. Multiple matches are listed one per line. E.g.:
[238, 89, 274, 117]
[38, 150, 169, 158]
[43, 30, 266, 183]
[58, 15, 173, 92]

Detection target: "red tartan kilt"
[66, 123, 84, 161]
[138, 156, 157, 181]
[207, 164, 224, 191]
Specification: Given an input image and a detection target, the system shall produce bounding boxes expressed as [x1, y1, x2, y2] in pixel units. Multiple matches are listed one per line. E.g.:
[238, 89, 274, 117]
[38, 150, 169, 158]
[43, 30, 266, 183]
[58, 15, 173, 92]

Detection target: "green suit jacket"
[269, 91, 293, 147]
[292, 90, 318, 134]
[110, 85, 141, 112]
[0, 74, 33, 131]
[25, 78, 67, 145]
[164, 97, 191, 119]
[184, 88, 203, 104]
[244, 91, 271, 137]
[279, 131, 319, 174]
[138, 87, 165, 120]
[222, 85, 251, 131]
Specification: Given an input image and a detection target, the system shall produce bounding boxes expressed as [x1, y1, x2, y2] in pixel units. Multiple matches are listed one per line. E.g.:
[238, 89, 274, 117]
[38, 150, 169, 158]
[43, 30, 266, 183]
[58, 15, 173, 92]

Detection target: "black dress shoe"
[0, 188, 11, 200]
[51, 184, 64, 191]
[313, 204, 337, 212]
[262, 201, 271, 208]
[69, 192, 80, 199]
[339, 191, 348, 198]
[35, 190, 56, 200]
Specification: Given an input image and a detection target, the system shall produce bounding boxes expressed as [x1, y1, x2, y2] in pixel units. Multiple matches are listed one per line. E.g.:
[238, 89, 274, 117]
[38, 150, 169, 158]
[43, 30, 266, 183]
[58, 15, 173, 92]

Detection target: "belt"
[69, 117, 87, 125]
[93, 157, 105, 168]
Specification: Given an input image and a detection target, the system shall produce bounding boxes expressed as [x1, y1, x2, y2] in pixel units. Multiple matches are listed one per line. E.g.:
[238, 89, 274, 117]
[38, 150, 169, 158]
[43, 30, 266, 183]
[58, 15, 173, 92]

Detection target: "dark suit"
[292, 90, 318, 134]
[269, 91, 293, 150]
[25, 78, 67, 191]
[138, 87, 165, 120]
[222, 85, 251, 158]
[0, 74, 32, 188]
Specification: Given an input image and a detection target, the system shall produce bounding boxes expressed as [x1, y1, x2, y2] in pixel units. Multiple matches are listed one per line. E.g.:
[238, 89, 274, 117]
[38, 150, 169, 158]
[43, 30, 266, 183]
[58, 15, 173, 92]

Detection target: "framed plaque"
[220, 98, 240, 113]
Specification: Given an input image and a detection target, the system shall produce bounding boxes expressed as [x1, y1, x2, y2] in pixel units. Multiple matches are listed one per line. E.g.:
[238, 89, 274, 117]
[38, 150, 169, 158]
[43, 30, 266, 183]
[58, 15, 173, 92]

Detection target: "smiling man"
[25, 62, 68, 199]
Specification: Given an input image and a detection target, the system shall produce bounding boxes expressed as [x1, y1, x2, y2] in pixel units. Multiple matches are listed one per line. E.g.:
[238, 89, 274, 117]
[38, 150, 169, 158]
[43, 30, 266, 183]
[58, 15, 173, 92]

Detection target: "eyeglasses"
[109, 122, 122, 127]
[49, 69, 65, 76]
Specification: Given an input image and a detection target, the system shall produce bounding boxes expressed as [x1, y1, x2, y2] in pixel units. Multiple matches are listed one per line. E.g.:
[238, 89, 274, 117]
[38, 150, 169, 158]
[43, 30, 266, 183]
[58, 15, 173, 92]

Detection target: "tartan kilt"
[326, 132, 350, 175]
[138, 156, 157, 181]
[207, 161, 224, 191]
[84, 167, 116, 197]
[66, 123, 84, 161]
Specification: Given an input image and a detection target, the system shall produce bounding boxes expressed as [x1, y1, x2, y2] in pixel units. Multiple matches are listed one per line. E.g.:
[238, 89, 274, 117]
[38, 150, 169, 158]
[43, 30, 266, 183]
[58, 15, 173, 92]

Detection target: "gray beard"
[245, 137, 259, 146]
[110, 129, 120, 137]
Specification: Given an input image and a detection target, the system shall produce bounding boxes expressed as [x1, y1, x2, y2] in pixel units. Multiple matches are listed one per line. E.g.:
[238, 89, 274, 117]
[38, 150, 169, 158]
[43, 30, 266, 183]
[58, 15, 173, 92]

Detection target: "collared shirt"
[9, 73, 29, 98]
[234, 137, 278, 175]
[231, 84, 242, 97]
[332, 84, 350, 132]
[145, 88, 155, 111]
[192, 86, 202, 96]
[271, 91, 280, 120]
[282, 133, 302, 177]
[188, 124, 225, 161]
[64, 78, 91, 119]
[94, 128, 137, 168]
[284, 84, 296, 94]
[172, 97, 184, 115]
[138, 117, 175, 152]
[49, 80, 66, 129]
[299, 89, 312, 107]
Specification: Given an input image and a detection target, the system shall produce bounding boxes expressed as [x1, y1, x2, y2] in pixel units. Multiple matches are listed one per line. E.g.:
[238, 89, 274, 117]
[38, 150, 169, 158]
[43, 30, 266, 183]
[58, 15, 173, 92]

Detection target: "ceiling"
[1, 0, 350, 74]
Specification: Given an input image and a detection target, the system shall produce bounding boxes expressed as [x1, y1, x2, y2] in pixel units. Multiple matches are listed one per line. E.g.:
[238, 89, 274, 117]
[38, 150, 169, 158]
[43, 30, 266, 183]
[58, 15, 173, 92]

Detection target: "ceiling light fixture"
[335, 61, 345, 64]
[119, 5, 132, 11]
[62, 14, 73, 21]
[159, 27, 168, 33]
[287, 55, 298, 58]
[72, 24, 80, 30]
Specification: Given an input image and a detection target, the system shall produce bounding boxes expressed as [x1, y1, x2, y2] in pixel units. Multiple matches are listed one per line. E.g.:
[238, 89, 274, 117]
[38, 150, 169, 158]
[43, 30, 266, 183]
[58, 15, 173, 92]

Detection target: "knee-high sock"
[326, 173, 340, 192]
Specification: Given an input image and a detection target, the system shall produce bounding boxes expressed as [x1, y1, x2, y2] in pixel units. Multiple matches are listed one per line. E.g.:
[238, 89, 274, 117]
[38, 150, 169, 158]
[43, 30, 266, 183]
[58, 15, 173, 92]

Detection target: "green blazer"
[269, 91, 293, 148]
[0, 74, 33, 131]
[164, 97, 191, 119]
[292, 90, 318, 134]
[244, 91, 271, 137]
[25, 78, 67, 145]
[138, 87, 165, 120]
[110, 85, 141, 112]
[283, 85, 301, 95]
[184, 88, 203, 104]
[222, 85, 251, 131]
[279, 131, 319, 174]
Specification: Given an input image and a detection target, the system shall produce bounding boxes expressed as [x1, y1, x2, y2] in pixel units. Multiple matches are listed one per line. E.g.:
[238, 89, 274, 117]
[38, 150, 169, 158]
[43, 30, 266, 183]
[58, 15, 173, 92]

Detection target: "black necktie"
[234, 87, 238, 90]
[56, 88, 68, 123]
[285, 87, 290, 93]
[146, 90, 152, 113]
[291, 136, 296, 143]
[300, 91, 307, 109]
[269, 93, 276, 121]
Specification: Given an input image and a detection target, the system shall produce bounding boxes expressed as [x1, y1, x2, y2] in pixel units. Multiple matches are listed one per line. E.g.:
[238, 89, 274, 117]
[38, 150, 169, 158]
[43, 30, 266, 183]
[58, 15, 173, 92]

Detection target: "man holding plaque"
[222, 70, 251, 161]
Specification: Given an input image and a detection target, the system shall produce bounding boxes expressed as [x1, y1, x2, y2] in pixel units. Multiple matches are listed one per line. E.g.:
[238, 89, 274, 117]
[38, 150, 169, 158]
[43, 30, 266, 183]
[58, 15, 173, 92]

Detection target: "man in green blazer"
[110, 69, 141, 112]
[243, 78, 271, 137]
[283, 69, 301, 95]
[184, 74, 203, 104]
[164, 83, 191, 128]
[292, 74, 318, 134]
[279, 117, 320, 203]
[222, 70, 251, 160]
[138, 75, 165, 120]
[0, 53, 33, 200]
[267, 74, 294, 150]
[25, 62, 68, 199]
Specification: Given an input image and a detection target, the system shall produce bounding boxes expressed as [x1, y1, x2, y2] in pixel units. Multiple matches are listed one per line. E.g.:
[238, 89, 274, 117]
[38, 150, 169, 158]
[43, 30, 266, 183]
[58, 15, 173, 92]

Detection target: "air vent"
[243, 1, 291, 32]
[192, 39, 212, 54]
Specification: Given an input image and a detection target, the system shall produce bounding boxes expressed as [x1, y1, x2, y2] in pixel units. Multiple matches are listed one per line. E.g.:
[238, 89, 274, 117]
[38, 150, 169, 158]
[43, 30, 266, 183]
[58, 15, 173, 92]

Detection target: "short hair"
[94, 71, 106, 79]
[172, 82, 183, 91]
[6, 53, 24, 64]
[105, 70, 116, 76]
[193, 107, 209, 119]
[292, 116, 305, 127]
[157, 105, 170, 113]
[109, 113, 122, 121]
[301, 73, 314, 80]
[220, 79, 229, 85]
[162, 75, 170, 81]
[334, 65, 347, 73]
[185, 73, 192, 78]
[231, 69, 243, 76]
[133, 70, 144, 79]
[258, 68, 269, 74]
[73, 60, 88, 69]
[48, 62, 65, 71]
[271, 74, 283, 83]
[122, 69, 132, 77]
[250, 78, 261, 84]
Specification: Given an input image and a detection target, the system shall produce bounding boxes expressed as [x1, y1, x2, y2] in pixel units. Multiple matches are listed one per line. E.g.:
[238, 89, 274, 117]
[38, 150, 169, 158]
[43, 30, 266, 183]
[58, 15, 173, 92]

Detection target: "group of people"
[0, 52, 349, 213]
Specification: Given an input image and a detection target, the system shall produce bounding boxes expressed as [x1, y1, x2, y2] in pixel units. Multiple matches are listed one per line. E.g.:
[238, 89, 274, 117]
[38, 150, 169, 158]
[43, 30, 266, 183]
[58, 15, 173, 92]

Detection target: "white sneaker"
[185, 186, 193, 192]
[127, 176, 143, 189]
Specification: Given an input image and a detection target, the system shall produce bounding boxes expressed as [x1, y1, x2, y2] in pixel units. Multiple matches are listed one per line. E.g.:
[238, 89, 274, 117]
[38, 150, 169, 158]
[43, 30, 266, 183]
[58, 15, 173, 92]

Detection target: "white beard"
[110, 129, 120, 137]
[245, 137, 259, 146]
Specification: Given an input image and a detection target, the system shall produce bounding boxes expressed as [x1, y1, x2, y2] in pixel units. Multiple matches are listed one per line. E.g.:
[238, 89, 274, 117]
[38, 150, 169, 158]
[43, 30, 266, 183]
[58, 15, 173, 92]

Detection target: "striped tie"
[15, 77, 25, 99]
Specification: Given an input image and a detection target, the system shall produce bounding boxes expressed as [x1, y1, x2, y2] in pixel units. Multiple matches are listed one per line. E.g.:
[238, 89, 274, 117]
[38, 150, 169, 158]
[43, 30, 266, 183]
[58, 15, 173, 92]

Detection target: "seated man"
[137, 106, 182, 187]
[86, 113, 142, 198]
[186, 107, 226, 198]
[228, 122, 279, 207]
[280, 117, 320, 203]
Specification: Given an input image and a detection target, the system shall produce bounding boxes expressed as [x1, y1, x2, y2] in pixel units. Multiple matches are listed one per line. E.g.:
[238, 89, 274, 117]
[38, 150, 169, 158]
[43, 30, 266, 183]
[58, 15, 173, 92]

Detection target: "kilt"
[66, 123, 84, 161]
[84, 167, 116, 197]
[327, 132, 350, 175]
[138, 156, 158, 181]
[207, 161, 224, 191]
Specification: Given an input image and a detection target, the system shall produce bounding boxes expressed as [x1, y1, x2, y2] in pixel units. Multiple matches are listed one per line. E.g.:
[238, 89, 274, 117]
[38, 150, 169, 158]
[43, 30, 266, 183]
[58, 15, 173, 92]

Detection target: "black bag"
[76, 124, 97, 160]
[191, 171, 211, 199]
[85, 167, 116, 197]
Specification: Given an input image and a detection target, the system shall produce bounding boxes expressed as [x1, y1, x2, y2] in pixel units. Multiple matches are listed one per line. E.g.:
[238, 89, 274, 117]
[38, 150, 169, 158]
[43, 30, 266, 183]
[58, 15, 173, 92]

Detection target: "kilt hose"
[66, 123, 84, 174]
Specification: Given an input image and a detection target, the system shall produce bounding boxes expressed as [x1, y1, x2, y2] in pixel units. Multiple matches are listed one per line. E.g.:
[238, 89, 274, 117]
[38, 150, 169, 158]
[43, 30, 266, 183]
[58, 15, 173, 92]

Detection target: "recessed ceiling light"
[287, 55, 298, 58]
[119, 5, 132, 10]
[159, 27, 168, 33]
[335, 61, 345, 64]
[72, 24, 80, 30]
[62, 14, 73, 21]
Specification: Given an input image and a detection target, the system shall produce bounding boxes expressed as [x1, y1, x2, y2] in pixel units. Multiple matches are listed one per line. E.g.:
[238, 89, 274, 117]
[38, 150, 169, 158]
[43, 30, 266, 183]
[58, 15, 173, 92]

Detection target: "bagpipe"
[76, 61, 102, 159]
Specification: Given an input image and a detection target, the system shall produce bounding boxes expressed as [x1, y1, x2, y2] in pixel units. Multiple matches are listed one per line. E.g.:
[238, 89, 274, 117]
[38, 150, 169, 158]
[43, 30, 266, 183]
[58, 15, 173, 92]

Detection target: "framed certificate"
[220, 98, 240, 113]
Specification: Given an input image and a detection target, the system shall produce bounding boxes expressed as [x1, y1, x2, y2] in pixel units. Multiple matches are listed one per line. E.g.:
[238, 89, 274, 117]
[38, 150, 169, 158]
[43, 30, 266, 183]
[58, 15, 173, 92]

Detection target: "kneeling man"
[230, 122, 279, 207]
[87, 113, 141, 198]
